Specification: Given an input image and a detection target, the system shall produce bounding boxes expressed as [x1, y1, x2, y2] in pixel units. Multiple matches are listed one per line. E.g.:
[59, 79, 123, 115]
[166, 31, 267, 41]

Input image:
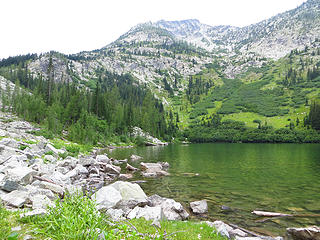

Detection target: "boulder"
[127, 206, 164, 221]
[92, 181, 147, 211]
[1, 180, 22, 192]
[96, 155, 110, 164]
[287, 226, 320, 240]
[190, 200, 208, 214]
[109, 181, 147, 202]
[4, 167, 38, 185]
[161, 199, 189, 220]
[92, 185, 122, 210]
[147, 194, 189, 220]
[1, 190, 30, 208]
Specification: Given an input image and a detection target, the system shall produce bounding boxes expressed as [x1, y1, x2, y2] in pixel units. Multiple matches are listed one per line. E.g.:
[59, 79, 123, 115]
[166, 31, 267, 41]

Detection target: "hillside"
[0, 0, 320, 143]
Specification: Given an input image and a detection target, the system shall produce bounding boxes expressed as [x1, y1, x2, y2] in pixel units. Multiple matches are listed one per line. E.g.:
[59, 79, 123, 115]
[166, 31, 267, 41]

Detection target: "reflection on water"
[108, 143, 320, 236]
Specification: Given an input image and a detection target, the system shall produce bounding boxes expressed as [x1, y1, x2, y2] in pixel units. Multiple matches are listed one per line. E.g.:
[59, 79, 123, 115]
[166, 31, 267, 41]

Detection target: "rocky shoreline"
[0, 112, 318, 240]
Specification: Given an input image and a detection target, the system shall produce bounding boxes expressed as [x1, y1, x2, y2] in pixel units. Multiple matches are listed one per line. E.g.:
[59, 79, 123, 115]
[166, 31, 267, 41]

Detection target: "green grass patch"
[20, 193, 226, 240]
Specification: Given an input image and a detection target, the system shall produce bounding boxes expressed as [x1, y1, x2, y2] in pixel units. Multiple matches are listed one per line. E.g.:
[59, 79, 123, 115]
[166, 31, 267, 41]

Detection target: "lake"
[107, 143, 320, 236]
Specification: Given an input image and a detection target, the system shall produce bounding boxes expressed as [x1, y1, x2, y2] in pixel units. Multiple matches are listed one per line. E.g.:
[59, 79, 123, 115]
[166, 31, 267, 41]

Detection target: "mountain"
[0, 0, 319, 137]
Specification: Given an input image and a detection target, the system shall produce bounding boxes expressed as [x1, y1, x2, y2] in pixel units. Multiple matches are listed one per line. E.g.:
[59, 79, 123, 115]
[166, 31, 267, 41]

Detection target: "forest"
[0, 55, 178, 145]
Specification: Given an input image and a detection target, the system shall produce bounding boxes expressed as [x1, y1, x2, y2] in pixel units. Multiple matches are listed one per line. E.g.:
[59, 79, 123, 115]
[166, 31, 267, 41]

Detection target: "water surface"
[108, 143, 320, 236]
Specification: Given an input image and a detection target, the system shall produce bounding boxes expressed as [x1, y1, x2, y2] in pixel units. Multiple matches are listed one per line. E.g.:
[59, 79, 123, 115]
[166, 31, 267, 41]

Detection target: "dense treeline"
[306, 100, 320, 130]
[0, 54, 37, 67]
[0, 59, 177, 145]
[185, 117, 320, 143]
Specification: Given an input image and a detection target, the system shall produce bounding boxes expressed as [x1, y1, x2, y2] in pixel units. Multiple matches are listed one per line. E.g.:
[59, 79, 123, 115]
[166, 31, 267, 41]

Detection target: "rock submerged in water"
[140, 162, 170, 178]
[287, 226, 320, 240]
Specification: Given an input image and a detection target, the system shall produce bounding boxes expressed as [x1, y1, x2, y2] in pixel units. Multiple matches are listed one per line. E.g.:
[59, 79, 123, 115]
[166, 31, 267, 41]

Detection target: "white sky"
[0, 0, 307, 59]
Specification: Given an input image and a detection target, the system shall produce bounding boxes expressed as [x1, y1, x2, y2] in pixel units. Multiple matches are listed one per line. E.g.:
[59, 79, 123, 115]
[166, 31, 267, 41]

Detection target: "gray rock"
[0, 129, 7, 137]
[65, 185, 82, 195]
[74, 164, 88, 175]
[0, 138, 19, 148]
[5, 166, 38, 185]
[39, 182, 64, 196]
[140, 162, 169, 177]
[92, 185, 122, 210]
[30, 194, 54, 209]
[230, 229, 248, 238]
[190, 200, 208, 214]
[1, 180, 21, 192]
[106, 208, 125, 221]
[104, 164, 121, 175]
[147, 194, 165, 207]
[24, 185, 56, 200]
[1, 190, 30, 207]
[96, 155, 110, 164]
[161, 198, 189, 220]
[126, 163, 138, 172]
[127, 205, 164, 221]
[140, 162, 162, 172]
[287, 226, 320, 240]
[56, 158, 77, 170]
[79, 157, 96, 166]
[213, 221, 233, 238]
[147, 194, 189, 220]
[44, 143, 65, 157]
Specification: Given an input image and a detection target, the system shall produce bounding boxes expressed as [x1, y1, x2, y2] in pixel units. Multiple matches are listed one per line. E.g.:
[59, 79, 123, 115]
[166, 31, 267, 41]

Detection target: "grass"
[0, 193, 226, 240]
[222, 105, 309, 129]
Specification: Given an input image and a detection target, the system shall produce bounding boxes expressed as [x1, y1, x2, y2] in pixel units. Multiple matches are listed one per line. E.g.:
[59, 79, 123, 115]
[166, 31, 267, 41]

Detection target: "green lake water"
[107, 143, 320, 236]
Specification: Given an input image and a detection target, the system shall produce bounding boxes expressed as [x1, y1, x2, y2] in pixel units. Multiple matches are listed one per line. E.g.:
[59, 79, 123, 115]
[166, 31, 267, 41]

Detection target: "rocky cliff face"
[2, 0, 319, 100]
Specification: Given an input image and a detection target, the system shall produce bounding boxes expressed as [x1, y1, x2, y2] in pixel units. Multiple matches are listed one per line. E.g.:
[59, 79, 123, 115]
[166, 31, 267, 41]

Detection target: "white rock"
[5, 167, 38, 185]
[39, 182, 64, 196]
[92, 185, 122, 210]
[20, 208, 47, 218]
[127, 205, 164, 221]
[96, 155, 110, 164]
[190, 200, 208, 214]
[30, 194, 54, 209]
[0, 138, 19, 148]
[1, 190, 30, 207]
[109, 181, 147, 201]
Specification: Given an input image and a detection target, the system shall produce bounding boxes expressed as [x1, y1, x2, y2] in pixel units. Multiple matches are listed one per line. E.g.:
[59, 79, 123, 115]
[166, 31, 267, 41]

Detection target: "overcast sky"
[0, 0, 307, 59]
